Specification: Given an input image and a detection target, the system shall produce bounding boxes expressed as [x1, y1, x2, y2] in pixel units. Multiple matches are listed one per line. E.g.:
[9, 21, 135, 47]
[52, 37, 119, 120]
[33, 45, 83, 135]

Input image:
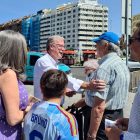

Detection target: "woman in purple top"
[0, 30, 30, 140]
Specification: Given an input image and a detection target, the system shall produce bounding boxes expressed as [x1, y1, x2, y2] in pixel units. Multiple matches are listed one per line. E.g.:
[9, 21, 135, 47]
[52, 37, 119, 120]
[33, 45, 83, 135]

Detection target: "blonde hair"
[0, 30, 27, 81]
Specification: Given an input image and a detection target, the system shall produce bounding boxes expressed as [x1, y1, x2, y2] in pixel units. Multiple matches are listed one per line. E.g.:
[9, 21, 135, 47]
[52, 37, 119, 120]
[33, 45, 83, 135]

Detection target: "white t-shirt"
[34, 53, 83, 105]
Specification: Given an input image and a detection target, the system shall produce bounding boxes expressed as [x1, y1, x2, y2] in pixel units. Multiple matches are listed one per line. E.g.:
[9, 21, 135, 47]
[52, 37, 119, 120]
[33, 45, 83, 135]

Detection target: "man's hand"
[66, 88, 76, 97]
[88, 79, 106, 91]
[105, 126, 123, 140]
[116, 118, 129, 131]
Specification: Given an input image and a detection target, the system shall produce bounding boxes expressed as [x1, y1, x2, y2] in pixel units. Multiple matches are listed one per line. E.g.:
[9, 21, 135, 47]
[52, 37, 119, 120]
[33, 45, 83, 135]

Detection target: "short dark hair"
[40, 69, 68, 98]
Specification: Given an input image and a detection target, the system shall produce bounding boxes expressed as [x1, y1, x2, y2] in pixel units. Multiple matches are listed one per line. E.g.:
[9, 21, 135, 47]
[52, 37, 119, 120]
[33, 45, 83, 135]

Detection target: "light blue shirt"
[85, 73, 95, 107]
[24, 101, 79, 140]
[87, 53, 130, 110]
[123, 81, 140, 140]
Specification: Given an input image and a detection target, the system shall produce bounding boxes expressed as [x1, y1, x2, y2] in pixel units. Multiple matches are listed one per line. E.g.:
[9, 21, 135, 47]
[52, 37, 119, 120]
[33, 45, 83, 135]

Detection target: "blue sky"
[0, 0, 140, 37]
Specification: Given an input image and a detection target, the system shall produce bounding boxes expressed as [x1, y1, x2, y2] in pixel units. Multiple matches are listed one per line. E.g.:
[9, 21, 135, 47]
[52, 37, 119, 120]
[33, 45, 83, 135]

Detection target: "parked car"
[122, 58, 140, 72]
[24, 52, 72, 82]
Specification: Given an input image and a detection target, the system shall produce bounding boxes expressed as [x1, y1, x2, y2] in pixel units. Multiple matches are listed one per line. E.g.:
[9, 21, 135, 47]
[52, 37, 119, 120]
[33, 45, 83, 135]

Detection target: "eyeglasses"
[85, 68, 92, 72]
[53, 44, 65, 49]
[129, 37, 140, 45]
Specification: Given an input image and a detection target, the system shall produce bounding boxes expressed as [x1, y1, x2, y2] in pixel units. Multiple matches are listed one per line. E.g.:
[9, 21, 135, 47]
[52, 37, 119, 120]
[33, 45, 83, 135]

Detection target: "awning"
[83, 50, 95, 54]
[63, 51, 75, 54]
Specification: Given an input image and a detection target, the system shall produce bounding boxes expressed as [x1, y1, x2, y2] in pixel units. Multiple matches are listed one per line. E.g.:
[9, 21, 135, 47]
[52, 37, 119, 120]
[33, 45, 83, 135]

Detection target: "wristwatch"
[120, 131, 125, 140]
[87, 132, 96, 139]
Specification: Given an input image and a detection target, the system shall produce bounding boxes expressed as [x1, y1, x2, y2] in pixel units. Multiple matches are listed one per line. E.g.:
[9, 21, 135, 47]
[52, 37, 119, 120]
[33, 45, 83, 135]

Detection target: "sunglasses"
[129, 37, 140, 45]
[85, 69, 91, 72]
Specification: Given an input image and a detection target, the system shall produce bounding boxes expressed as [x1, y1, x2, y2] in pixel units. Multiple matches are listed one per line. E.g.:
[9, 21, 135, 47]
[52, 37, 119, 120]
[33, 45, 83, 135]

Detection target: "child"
[24, 69, 79, 140]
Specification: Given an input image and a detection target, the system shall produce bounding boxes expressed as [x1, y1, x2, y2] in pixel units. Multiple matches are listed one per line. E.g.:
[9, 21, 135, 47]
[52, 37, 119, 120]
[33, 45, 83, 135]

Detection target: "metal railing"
[129, 70, 140, 92]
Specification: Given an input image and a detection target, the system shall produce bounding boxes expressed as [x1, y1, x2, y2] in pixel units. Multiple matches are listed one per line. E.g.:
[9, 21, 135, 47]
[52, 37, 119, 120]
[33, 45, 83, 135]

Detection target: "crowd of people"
[0, 27, 140, 140]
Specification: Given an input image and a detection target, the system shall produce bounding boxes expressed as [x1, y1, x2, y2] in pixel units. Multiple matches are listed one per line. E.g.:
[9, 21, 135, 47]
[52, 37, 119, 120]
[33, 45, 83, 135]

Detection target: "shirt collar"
[47, 53, 58, 67]
[98, 52, 117, 65]
[40, 100, 60, 106]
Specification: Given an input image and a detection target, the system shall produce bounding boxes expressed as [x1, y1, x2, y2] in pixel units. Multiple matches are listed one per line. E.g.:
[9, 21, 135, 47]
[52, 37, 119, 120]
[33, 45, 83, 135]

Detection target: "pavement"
[25, 84, 135, 118]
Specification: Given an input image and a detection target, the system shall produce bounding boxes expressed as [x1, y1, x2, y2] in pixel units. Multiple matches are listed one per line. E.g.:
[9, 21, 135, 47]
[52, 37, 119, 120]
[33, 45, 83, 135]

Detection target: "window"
[73, 10, 75, 13]
[68, 11, 71, 14]
[30, 55, 40, 66]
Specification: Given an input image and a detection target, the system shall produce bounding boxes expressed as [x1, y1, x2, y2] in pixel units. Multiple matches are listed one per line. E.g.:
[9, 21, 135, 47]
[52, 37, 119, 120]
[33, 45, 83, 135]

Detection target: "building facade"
[132, 13, 140, 34]
[21, 18, 31, 47]
[39, 0, 108, 51]
[0, 15, 32, 33]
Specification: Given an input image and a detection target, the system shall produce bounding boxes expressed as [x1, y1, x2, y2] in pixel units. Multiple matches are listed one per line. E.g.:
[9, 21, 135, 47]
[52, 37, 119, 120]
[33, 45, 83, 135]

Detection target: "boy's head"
[40, 69, 68, 99]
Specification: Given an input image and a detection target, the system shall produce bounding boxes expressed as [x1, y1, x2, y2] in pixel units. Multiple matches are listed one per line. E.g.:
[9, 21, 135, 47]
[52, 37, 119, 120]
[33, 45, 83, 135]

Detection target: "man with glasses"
[86, 32, 130, 140]
[105, 28, 140, 140]
[34, 35, 106, 106]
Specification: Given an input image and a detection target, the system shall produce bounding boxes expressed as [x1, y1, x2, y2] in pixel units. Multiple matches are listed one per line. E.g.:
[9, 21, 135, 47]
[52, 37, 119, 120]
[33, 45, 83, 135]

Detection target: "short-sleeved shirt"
[34, 53, 83, 105]
[87, 53, 130, 110]
[123, 81, 140, 139]
[85, 73, 95, 107]
[24, 101, 79, 140]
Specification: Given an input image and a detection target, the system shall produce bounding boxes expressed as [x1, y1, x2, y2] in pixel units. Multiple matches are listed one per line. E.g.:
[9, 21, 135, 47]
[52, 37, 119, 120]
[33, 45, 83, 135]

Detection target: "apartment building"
[21, 10, 46, 51]
[39, 0, 108, 52]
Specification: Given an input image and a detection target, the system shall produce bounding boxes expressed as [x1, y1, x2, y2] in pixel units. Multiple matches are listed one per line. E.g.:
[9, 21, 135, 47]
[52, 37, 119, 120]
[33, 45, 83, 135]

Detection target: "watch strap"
[87, 132, 96, 139]
[120, 131, 125, 140]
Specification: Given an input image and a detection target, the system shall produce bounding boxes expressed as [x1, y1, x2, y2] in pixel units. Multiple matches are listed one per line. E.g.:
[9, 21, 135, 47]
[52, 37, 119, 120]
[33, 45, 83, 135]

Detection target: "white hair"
[46, 35, 64, 51]
[83, 59, 99, 70]
[101, 40, 122, 56]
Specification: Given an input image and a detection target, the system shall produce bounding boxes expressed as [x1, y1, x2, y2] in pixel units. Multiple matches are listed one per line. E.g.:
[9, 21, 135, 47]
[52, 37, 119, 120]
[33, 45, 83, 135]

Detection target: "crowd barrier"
[59, 59, 76, 65]
[129, 70, 140, 92]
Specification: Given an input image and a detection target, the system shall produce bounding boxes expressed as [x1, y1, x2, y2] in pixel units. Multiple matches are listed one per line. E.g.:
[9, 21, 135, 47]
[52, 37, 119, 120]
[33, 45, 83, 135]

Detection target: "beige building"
[132, 13, 140, 34]
[0, 15, 32, 33]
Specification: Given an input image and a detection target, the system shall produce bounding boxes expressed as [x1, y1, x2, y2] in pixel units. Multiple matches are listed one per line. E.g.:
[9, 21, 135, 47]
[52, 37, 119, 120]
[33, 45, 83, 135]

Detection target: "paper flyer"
[28, 94, 40, 105]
